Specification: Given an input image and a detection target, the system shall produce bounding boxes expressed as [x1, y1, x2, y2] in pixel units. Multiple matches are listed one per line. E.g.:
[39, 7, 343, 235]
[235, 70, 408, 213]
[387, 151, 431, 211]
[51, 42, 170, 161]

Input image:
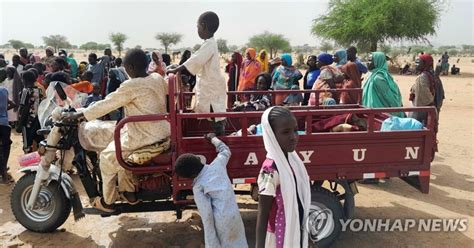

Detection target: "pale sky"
[0, 0, 473, 50]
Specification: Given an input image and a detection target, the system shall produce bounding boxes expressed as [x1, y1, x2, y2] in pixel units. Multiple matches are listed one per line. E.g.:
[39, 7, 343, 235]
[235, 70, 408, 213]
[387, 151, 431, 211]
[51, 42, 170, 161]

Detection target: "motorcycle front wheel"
[10, 172, 71, 233]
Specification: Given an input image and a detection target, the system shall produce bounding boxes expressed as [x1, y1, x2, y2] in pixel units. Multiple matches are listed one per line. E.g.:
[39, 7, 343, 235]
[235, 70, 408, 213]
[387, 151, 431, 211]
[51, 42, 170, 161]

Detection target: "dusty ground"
[0, 52, 473, 247]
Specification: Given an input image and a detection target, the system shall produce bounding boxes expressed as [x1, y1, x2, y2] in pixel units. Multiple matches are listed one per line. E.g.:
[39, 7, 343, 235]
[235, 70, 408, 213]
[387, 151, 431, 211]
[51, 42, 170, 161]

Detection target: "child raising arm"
[174, 133, 248, 248]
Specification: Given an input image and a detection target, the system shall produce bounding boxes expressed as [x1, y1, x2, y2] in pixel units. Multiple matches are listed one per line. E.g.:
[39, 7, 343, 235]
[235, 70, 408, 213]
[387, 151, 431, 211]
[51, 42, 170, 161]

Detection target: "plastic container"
[18, 152, 41, 167]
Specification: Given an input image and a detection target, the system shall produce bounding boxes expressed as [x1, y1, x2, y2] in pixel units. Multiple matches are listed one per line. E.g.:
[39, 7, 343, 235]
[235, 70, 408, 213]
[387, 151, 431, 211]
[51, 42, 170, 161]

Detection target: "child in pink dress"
[256, 106, 311, 248]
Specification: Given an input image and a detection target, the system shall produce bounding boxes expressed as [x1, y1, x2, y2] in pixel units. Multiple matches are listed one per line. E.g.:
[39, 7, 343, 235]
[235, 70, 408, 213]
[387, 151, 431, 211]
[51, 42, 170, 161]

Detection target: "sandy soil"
[0, 51, 473, 247]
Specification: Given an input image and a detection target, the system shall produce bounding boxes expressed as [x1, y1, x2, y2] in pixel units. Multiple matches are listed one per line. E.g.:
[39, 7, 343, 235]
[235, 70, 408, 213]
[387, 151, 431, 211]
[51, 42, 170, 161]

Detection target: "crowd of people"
[0, 9, 447, 248]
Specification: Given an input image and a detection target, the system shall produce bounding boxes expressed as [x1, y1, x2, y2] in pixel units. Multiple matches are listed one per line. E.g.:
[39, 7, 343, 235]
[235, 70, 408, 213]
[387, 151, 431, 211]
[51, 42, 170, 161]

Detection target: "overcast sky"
[0, 0, 473, 50]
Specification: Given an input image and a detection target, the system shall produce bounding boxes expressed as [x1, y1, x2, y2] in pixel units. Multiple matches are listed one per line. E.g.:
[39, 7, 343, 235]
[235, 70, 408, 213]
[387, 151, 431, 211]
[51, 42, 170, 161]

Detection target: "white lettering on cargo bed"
[353, 149, 367, 162]
[299, 150, 314, 163]
[244, 152, 258, 165]
[405, 147, 420, 160]
[244, 150, 315, 165]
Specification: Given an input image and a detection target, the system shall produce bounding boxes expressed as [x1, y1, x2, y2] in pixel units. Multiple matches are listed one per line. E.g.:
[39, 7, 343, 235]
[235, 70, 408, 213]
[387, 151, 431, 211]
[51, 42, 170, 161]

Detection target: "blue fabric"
[256, 124, 263, 135]
[381, 116, 423, 131]
[318, 53, 333, 65]
[323, 98, 336, 105]
[192, 138, 248, 247]
[281, 53, 292, 66]
[355, 59, 368, 74]
[306, 69, 320, 88]
[0, 87, 8, 126]
[335, 50, 347, 66]
[85, 94, 103, 107]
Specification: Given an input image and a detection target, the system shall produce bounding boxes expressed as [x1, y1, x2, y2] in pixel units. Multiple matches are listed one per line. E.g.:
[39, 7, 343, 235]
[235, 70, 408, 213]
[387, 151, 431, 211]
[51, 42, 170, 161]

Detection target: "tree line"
[1, 0, 471, 58]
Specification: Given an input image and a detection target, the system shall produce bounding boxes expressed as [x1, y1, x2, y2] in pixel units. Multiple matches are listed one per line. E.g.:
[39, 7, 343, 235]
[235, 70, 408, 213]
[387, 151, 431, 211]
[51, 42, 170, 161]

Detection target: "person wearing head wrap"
[238, 48, 261, 100]
[176, 50, 196, 107]
[41, 46, 57, 73]
[19, 48, 29, 66]
[78, 62, 88, 79]
[340, 62, 362, 104]
[409, 53, 444, 124]
[147, 51, 167, 77]
[256, 107, 311, 248]
[106, 68, 127, 95]
[303, 55, 320, 105]
[59, 50, 78, 79]
[272, 53, 302, 105]
[309, 53, 344, 105]
[334, 49, 348, 67]
[269, 57, 282, 76]
[178, 50, 195, 87]
[29, 54, 41, 65]
[225, 51, 243, 102]
[257, 49, 269, 73]
[362, 52, 404, 117]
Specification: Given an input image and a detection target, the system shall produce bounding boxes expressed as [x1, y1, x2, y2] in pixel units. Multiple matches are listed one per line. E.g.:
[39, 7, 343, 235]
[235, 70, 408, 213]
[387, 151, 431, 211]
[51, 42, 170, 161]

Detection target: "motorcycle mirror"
[54, 82, 68, 101]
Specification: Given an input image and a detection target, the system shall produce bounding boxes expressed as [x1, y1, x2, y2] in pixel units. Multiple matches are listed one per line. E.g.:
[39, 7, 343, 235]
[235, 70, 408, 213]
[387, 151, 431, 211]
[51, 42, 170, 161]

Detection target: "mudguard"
[19, 164, 77, 199]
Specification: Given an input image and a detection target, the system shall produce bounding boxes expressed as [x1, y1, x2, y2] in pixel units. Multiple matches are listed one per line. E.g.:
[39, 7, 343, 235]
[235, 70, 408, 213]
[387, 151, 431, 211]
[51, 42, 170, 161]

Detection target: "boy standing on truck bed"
[174, 133, 248, 248]
[167, 11, 227, 136]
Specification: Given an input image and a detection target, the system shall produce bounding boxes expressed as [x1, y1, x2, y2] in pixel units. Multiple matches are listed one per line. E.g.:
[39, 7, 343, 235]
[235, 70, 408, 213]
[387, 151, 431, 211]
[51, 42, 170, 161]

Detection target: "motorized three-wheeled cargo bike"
[10, 74, 437, 247]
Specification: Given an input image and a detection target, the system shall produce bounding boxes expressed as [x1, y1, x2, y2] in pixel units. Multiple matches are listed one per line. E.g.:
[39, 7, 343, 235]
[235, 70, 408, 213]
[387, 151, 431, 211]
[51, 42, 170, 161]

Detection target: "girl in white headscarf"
[256, 106, 311, 248]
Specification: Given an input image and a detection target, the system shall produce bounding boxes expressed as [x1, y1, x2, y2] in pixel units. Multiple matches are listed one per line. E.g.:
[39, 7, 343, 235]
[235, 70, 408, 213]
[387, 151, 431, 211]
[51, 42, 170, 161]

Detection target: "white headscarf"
[261, 107, 311, 247]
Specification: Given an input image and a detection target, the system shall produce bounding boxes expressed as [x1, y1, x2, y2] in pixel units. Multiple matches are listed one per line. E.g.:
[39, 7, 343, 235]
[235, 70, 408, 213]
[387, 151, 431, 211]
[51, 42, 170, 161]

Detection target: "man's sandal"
[91, 197, 115, 213]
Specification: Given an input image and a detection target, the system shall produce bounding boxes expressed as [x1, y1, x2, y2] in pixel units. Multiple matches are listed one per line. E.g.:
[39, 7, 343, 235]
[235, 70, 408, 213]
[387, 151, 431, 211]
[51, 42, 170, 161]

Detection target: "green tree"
[448, 49, 459, 56]
[110, 32, 128, 57]
[380, 43, 392, 55]
[8, 40, 25, 51]
[155, 32, 183, 53]
[438, 45, 456, 53]
[193, 44, 201, 52]
[228, 45, 239, 52]
[217, 38, 229, 55]
[296, 53, 306, 69]
[248, 31, 291, 58]
[80, 41, 98, 51]
[42, 34, 71, 52]
[24, 43, 35, 49]
[293, 44, 312, 54]
[461, 44, 474, 55]
[319, 41, 333, 53]
[312, 0, 442, 51]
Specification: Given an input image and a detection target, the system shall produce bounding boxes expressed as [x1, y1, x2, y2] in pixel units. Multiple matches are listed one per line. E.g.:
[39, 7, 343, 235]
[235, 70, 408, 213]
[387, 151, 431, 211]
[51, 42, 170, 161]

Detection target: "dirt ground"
[0, 52, 473, 247]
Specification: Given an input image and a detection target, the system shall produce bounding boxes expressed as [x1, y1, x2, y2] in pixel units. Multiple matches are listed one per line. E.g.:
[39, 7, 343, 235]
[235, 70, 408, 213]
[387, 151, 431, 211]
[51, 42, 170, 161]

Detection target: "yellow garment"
[83, 74, 170, 204]
[101, 142, 135, 204]
[257, 49, 269, 73]
[126, 138, 171, 165]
